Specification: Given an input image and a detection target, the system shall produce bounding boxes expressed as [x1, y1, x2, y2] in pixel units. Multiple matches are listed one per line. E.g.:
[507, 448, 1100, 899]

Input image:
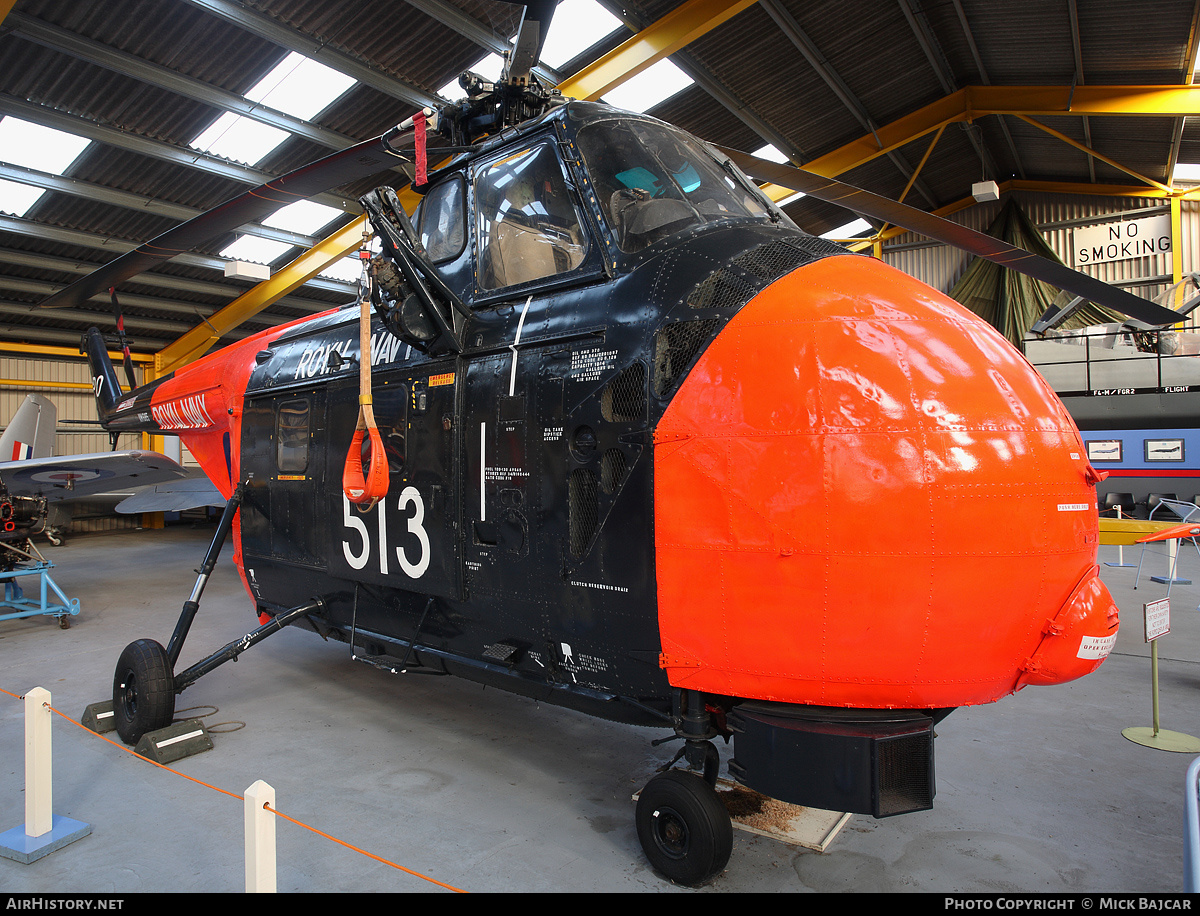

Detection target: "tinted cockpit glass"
[577, 119, 772, 253]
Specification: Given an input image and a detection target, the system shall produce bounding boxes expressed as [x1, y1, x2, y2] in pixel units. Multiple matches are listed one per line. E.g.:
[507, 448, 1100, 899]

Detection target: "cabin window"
[474, 142, 589, 290]
[417, 177, 466, 262]
[577, 119, 772, 253]
[276, 398, 310, 473]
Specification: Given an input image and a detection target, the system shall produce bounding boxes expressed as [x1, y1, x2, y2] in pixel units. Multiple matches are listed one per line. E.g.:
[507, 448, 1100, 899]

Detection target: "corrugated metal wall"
[882, 192, 1199, 327]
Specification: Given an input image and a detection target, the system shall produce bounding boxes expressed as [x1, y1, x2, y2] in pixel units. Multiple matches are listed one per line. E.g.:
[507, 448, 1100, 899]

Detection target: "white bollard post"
[1, 686, 91, 863]
[244, 780, 276, 893]
[25, 687, 51, 839]
[1116, 506, 1125, 565]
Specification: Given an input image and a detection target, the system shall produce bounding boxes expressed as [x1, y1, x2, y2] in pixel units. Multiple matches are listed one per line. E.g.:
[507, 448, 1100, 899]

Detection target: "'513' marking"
[341, 487, 430, 578]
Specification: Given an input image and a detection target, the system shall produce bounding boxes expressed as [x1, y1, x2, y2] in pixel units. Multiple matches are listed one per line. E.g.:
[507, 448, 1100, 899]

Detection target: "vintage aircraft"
[41, 0, 1185, 885]
[0, 393, 191, 563]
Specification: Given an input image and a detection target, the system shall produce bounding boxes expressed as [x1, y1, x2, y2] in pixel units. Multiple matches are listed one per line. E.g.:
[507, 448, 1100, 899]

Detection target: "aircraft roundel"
[26, 468, 109, 485]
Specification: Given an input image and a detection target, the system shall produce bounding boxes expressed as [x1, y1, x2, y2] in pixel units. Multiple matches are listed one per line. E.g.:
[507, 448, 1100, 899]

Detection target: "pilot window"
[475, 142, 589, 290]
[416, 177, 465, 262]
[276, 398, 310, 473]
[577, 119, 774, 254]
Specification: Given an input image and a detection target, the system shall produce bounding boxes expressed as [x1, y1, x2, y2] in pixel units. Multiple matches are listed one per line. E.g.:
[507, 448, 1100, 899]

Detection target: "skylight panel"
[247, 52, 356, 121]
[602, 59, 694, 113]
[0, 116, 91, 216]
[263, 200, 344, 236]
[0, 181, 47, 217]
[189, 53, 356, 166]
[319, 256, 365, 282]
[540, 0, 624, 68]
[191, 112, 290, 165]
[220, 235, 293, 266]
[820, 218, 872, 240]
[752, 144, 788, 163]
[751, 144, 807, 207]
[1173, 162, 1200, 184]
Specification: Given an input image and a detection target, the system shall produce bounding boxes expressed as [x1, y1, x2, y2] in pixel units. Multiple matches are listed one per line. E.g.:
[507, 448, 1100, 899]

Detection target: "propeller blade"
[722, 148, 1184, 328]
[37, 127, 418, 311]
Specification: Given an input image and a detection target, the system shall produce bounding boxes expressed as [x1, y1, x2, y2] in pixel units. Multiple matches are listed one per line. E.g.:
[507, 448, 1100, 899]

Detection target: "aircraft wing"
[0, 451, 190, 502]
[114, 476, 225, 514]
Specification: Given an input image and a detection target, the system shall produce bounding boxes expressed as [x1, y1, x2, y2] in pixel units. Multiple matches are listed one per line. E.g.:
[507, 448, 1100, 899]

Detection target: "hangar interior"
[2, 0, 1200, 895]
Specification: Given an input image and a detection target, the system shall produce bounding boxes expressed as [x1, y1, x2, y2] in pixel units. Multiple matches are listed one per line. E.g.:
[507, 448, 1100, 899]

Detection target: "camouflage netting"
[948, 199, 1122, 345]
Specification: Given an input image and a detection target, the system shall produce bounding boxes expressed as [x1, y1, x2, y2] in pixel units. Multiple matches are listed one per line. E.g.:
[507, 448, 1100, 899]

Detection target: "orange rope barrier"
[265, 804, 467, 893]
[3, 686, 467, 893]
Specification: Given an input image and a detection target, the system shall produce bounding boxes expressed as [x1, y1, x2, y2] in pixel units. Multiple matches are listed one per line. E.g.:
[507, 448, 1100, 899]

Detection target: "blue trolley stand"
[0, 562, 80, 628]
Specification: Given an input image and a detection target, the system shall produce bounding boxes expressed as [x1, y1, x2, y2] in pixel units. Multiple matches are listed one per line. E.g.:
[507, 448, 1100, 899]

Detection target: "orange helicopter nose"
[653, 253, 1118, 710]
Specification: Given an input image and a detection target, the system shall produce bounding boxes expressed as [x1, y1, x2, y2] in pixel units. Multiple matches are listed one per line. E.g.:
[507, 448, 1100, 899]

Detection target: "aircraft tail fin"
[82, 327, 125, 427]
[0, 394, 57, 461]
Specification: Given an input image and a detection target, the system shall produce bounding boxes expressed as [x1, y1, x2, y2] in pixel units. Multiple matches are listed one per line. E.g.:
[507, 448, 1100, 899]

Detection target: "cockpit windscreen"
[577, 119, 776, 253]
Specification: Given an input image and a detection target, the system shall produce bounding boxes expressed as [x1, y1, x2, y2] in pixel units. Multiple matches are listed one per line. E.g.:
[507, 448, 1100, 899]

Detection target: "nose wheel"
[112, 638, 175, 744]
[635, 767, 732, 886]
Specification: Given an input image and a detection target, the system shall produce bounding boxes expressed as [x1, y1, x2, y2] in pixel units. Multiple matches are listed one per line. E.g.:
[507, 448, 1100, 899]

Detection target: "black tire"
[636, 768, 733, 886]
[112, 639, 175, 745]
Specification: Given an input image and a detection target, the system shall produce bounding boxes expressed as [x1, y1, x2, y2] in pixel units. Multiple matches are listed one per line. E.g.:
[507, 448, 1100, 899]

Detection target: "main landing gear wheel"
[636, 768, 733, 886]
[112, 638, 175, 745]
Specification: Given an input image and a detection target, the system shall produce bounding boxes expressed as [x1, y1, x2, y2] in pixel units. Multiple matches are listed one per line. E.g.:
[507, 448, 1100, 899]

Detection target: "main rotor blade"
[722, 148, 1184, 328]
[504, 0, 558, 84]
[37, 128, 416, 311]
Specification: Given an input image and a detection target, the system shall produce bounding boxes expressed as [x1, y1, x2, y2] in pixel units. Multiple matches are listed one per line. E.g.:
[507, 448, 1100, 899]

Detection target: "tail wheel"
[112, 639, 175, 745]
[636, 768, 733, 886]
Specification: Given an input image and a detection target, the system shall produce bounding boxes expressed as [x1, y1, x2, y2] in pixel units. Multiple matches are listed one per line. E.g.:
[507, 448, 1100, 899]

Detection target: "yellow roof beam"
[155, 215, 371, 375]
[556, 0, 758, 101]
[784, 85, 1200, 185]
[966, 84, 1200, 117]
[762, 84, 1200, 203]
[0, 340, 154, 363]
[1014, 114, 1174, 194]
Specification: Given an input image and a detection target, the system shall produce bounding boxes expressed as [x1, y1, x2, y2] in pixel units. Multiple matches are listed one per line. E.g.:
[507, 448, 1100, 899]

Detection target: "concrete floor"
[2, 522, 1199, 894]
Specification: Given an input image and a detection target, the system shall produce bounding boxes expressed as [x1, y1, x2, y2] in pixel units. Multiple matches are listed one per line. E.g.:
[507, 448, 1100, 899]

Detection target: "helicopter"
[41, 0, 1187, 886]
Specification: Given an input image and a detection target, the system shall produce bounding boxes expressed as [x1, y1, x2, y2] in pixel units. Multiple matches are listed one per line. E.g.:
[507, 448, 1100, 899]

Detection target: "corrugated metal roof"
[0, 0, 1196, 353]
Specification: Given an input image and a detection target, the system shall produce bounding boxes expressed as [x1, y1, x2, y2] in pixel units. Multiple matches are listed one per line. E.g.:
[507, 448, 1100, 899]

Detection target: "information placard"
[1145, 597, 1171, 642]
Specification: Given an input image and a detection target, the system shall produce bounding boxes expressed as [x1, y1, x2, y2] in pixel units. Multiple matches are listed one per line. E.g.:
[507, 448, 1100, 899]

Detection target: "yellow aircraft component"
[1099, 518, 1183, 546]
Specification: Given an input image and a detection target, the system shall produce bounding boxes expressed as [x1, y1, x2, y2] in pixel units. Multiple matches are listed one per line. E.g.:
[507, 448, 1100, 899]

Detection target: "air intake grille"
[874, 731, 934, 816]
[569, 468, 599, 557]
[732, 238, 821, 282]
[601, 361, 646, 422]
[688, 269, 757, 310]
[600, 448, 627, 493]
[653, 319, 720, 397]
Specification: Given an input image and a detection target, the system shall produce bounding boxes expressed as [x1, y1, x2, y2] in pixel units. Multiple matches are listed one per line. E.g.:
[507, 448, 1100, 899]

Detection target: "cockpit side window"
[474, 142, 589, 290]
[577, 119, 773, 253]
[276, 398, 310, 473]
[416, 176, 466, 263]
